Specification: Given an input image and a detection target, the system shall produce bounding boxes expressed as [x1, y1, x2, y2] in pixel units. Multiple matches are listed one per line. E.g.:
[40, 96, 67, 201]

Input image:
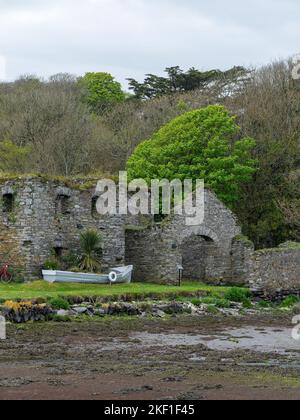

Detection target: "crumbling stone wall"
[249, 244, 300, 295]
[231, 236, 255, 286]
[181, 235, 207, 281]
[125, 190, 242, 285]
[1, 176, 298, 291]
[0, 177, 126, 278]
[125, 226, 181, 284]
[230, 238, 300, 294]
[0, 178, 244, 284]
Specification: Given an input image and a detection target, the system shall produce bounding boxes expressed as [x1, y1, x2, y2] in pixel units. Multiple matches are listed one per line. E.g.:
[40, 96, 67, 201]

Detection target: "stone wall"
[125, 190, 242, 285]
[2, 176, 298, 292]
[249, 244, 300, 295]
[231, 236, 255, 286]
[0, 177, 126, 278]
[181, 235, 207, 281]
[125, 226, 181, 284]
[0, 178, 244, 285]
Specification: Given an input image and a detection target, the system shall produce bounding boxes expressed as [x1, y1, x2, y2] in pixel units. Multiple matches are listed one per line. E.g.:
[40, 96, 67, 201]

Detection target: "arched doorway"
[181, 234, 216, 282]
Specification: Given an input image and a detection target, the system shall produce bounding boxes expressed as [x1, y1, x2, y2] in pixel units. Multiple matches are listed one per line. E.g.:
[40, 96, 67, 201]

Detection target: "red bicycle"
[0, 263, 13, 284]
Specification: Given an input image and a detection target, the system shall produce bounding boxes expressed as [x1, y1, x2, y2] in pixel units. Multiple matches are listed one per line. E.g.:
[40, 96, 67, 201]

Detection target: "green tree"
[80, 72, 125, 113]
[127, 66, 250, 99]
[0, 141, 31, 173]
[127, 106, 257, 206]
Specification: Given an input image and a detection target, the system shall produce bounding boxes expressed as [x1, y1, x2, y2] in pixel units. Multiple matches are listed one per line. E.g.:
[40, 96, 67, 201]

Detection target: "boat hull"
[42, 266, 133, 285]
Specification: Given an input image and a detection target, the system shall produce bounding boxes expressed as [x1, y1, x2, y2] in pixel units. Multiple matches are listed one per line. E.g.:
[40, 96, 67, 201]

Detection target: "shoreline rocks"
[0, 302, 53, 323]
[0, 298, 278, 324]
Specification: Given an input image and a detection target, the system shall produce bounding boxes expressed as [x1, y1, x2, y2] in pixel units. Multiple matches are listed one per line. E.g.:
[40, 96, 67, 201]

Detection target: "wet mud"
[0, 314, 300, 400]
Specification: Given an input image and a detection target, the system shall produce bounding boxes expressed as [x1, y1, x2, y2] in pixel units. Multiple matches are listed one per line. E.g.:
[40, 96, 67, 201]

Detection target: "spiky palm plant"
[79, 230, 102, 273]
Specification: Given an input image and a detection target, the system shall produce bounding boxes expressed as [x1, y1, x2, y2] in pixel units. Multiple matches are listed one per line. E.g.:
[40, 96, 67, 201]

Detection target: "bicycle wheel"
[0, 273, 12, 284]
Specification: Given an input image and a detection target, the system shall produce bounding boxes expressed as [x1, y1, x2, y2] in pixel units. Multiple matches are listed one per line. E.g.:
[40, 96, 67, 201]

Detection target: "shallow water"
[2, 319, 300, 400]
[131, 327, 300, 355]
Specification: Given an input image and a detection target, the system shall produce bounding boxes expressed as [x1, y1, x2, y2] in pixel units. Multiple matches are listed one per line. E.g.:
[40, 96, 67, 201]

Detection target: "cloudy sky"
[0, 0, 299, 87]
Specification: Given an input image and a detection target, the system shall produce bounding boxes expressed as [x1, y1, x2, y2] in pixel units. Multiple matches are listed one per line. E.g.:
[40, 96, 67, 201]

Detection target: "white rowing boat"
[42, 265, 133, 285]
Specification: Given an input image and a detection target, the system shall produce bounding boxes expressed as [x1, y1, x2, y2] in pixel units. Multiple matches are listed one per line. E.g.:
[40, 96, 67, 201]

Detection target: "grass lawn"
[0, 280, 236, 302]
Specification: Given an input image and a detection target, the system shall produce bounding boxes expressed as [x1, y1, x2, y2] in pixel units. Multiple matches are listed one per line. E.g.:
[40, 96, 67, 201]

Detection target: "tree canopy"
[0, 59, 298, 247]
[81, 72, 125, 113]
[0, 141, 31, 173]
[127, 106, 257, 206]
[127, 66, 250, 99]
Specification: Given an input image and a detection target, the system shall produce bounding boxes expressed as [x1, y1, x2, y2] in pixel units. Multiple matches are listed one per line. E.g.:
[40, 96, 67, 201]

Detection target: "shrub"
[198, 297, 216, 305]
[60, 252, 80, 271]
[224, 287, 251, 303]
[199, 297, 232, 308]
[79, 230, 102, 273]
[35, 297, 47, 305]
[215, 299, 231, 309]
[242, 299, 253, 309]
[2, 300, 52, 323]
[190, 298, 202, 306]
[257, 300, 272, 309]
[44, 258, 60, 271]
[280, 295, 300, 308]
[206, 305, 220, 315]
[48, 297, 70, 310]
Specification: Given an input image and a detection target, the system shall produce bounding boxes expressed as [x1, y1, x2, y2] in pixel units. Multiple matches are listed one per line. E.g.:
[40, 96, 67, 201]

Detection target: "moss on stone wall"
[278, 241, 300, 250]
[234, 235, 254, 248]
[0, 173, 117, 192]
[254, 242, 300, 256]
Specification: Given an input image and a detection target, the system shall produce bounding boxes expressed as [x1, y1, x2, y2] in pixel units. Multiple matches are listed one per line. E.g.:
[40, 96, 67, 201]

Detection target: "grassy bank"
[0, 280, 236, 302]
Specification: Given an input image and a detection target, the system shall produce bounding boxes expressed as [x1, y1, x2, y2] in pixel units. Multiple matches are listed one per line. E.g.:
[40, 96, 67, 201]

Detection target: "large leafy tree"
[80, 72, 125, 113]
[127, 106, 257, 207]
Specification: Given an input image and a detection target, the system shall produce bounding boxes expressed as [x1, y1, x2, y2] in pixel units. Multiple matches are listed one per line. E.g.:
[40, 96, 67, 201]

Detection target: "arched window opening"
[3, 193, 14, 214]
[91, 196, 100, 218]
[54, 247, 64, 258]
[55, 195, 70, 215]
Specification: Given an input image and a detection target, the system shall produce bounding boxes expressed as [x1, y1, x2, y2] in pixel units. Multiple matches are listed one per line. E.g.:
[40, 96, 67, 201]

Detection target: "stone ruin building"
[0, 175, 299, 295]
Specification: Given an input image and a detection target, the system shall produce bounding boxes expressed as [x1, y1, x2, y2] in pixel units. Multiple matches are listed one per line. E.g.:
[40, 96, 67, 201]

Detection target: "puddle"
[189, 354, 207, 362]
[70, 326, 300, 359]
[239, 361, 300, 369]
[131, 327, 300, 355]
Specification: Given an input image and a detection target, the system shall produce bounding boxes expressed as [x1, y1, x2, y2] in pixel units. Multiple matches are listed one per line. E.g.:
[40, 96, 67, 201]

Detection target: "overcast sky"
[0, 0, 299, 87]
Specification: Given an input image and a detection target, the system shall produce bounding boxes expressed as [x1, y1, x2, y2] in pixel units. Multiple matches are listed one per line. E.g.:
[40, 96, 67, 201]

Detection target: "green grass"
[176, 296, 232, 308]
[224, 287, 251, 303]
[280, 295, 300, 308]
[0, 280, 236, 302]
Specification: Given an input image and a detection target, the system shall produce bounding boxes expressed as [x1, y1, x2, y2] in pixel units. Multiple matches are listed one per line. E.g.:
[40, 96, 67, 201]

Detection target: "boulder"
[56, 310, 71, 317]
[71, 306, 88, 315]
[94, 308, 106, 317]
[107, 303, 142, 316]
[152, 309, 166, 318]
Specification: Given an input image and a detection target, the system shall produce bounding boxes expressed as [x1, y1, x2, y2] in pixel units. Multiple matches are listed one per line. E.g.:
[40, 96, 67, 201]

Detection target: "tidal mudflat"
[0, 314, 300, 400]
